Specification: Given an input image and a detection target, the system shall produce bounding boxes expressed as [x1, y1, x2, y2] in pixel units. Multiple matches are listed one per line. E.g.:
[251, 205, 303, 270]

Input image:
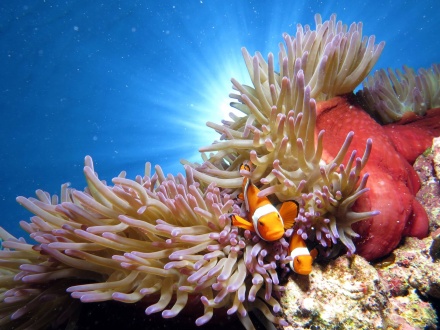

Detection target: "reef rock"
[281, 252, 438, 329]
[434, 137, 440, 181]
[387, 289, 438, 330]
[281, 255, 388, 329]
[376, 236, 440, 300]
[414, 137, 440, 232]
[374, 235, 439, 329]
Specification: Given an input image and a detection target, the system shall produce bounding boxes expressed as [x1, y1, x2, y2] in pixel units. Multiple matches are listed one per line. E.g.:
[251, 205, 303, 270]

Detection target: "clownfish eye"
[258, 221, 264, 226]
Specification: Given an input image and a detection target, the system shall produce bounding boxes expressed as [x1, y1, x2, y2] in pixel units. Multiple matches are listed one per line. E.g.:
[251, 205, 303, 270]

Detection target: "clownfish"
[231, 162, 317, 275]
[231, 163, 299, 241]
[288, 232, 318, 275]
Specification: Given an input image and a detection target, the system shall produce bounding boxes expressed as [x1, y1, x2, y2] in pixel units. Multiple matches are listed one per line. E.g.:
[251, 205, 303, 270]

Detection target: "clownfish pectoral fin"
[230, 214, 254, 232]
[279, 201, 299, 229]
[238, 192, 244, 201]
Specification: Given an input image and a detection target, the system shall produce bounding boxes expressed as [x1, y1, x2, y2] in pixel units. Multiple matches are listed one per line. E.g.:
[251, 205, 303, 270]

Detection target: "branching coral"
[0, 157, 291, 329]
[190, 14, 381, 252]
[357, 64, 440, 123]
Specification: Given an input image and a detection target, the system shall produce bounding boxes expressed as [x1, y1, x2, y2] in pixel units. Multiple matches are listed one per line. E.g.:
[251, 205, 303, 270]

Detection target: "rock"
[376, 236, 440, 300]
[430, 228, 440, 261]
[388, 289, 438, 330]
[281, 250, 438, 329]
[281, 255, 390, 329]
[433, 137, 440, 181]
[414, 137, 440, 232]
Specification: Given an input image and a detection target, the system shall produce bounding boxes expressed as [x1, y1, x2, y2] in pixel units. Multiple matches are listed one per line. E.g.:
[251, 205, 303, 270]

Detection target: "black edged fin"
[279, 200, 299, 229]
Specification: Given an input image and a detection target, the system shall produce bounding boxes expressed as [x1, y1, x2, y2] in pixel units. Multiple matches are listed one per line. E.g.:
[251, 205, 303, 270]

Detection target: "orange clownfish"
[288, 232, 318, 275]
[231, 163, 299, 241]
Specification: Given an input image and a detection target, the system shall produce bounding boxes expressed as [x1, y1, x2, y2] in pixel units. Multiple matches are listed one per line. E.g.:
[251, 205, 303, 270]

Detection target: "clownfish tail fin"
[279, 200, 299, 229]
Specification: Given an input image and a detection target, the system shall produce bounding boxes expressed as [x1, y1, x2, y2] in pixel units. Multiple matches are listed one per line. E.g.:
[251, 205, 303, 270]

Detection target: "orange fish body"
[288, 233, 318, 275]
[231, 163, 298, 241]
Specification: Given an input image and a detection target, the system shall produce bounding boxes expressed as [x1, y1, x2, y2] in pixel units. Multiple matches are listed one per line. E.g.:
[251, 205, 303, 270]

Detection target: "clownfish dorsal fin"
[239, 162, 252, 173]
[231, 214, 255, 232]
[279, 200, 299, 229]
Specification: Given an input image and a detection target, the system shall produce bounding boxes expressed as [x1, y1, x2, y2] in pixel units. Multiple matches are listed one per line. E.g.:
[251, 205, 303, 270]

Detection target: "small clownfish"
[231, 162, 299, 241]
[289, 232, 318, 275]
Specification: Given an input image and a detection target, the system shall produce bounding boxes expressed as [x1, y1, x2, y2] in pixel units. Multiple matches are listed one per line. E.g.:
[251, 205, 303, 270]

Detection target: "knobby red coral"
[316, 96, 440, 261]
[383, 108, 440, 163]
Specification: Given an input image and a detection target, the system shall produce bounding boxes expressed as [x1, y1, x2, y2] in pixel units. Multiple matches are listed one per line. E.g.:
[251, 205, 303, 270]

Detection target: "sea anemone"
[1, 13, 384, 329]
[357, 64, 440, 123]
[0, 157, 290, 329]
[190, 13, 381, 252]
[0, 227, 84, 329]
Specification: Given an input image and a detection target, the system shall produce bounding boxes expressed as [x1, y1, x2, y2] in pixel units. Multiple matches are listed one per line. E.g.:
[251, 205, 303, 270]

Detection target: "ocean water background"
[0, 0, 439, 239]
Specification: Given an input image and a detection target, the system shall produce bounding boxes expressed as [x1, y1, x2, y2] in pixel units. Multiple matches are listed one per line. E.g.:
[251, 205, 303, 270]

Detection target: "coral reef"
[281, 255, 390, 329]
[281, 236, 439, 329]
[0, 12, 439, 330]
[414, 137, 440, 232]
[434, 137, 440, 180]
[376, 236, 439, 329]
[376, 236, 440, 301]
[281, 138, 440, 329]
[387, 289, 437, 330]
[358, 64, 440, 124]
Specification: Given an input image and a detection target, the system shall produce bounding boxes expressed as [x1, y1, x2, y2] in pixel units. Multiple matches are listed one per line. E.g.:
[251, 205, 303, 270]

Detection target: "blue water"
[1, 0, 439, 239]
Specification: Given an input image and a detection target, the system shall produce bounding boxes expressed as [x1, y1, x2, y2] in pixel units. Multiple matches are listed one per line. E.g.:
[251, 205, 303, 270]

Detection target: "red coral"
[315, 96, 440, 261]
[383, 108, 440, 164]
